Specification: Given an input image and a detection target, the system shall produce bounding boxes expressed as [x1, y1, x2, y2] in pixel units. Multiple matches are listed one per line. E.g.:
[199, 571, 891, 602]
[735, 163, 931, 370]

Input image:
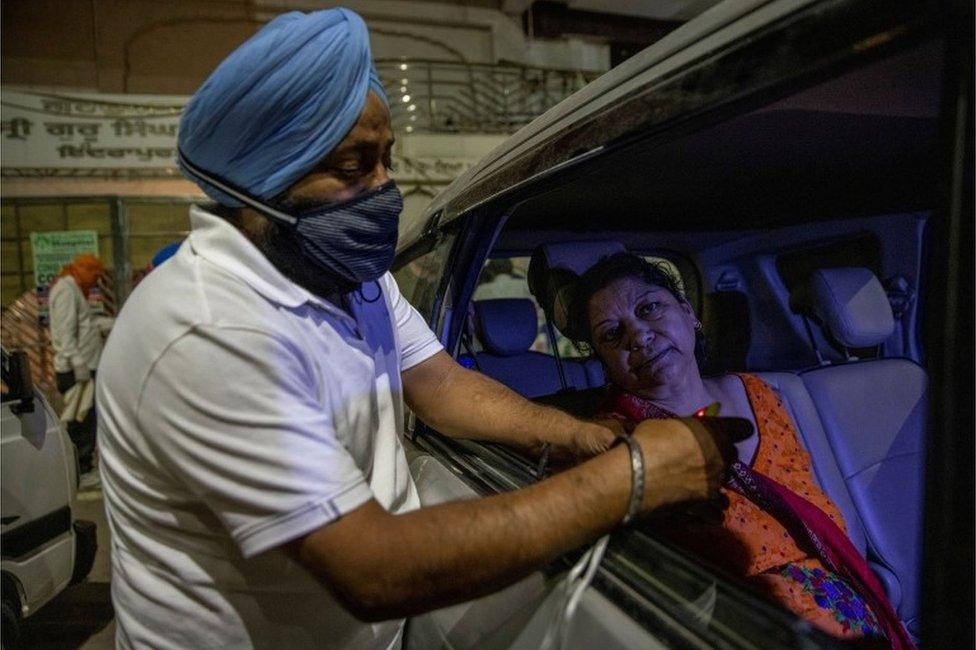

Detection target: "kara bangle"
[613, 435, 645, 526]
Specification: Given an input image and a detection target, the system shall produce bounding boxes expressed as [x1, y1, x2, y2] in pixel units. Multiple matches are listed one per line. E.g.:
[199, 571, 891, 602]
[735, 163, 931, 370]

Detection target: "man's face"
[281, 91, 395, 209]
[245, 91, 396, 297]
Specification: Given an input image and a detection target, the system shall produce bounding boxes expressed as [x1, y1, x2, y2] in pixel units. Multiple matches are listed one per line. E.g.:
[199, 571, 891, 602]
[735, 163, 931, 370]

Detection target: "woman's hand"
[631, 417, 751, 515]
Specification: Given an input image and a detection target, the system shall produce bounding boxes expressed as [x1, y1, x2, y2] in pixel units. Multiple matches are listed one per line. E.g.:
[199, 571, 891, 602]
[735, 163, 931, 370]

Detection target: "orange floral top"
[607, 374, 880, 638]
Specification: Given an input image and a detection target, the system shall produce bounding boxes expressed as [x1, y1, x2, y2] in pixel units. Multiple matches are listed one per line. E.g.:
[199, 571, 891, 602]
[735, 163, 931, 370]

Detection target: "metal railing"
[0, 275, 120, 409]
[377, 59, 602, 134]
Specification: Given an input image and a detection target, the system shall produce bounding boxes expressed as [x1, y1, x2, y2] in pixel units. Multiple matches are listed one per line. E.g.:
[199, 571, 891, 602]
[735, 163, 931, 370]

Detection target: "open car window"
[469, 254, 686, 359]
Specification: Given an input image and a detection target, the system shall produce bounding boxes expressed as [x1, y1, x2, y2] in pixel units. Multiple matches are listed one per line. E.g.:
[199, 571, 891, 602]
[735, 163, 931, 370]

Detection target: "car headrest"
[527, 240, 626, 338]
[795, 267, 894, 348]
[473, 298, 538, 356]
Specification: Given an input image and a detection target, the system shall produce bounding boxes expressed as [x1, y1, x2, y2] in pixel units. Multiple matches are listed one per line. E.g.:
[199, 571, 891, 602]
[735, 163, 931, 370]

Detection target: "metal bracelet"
[614, 435, 645, 526]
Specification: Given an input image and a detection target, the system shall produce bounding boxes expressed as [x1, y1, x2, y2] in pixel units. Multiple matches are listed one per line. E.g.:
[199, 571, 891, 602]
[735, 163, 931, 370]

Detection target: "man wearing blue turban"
[96, 7, 738, 648]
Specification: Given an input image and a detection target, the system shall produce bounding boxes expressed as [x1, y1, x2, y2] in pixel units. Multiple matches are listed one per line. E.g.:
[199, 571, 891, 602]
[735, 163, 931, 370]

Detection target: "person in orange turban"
[49, 253, 111, 475]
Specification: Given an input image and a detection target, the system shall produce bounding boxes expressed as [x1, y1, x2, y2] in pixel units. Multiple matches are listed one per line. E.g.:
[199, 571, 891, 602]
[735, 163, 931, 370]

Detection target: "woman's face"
[587, 276, 700, 395]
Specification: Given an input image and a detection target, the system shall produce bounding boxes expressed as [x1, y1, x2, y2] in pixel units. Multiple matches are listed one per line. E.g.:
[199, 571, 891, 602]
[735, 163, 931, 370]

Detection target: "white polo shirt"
[96, 206, 442, 649]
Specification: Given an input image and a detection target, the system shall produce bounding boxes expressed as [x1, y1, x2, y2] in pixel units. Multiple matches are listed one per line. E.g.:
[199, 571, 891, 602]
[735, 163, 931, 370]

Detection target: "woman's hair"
[567, 252, 706, 363]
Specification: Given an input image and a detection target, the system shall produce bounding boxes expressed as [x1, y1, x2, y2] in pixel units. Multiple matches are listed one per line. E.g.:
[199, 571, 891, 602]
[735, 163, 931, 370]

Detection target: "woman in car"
[567, 251, 911, 647]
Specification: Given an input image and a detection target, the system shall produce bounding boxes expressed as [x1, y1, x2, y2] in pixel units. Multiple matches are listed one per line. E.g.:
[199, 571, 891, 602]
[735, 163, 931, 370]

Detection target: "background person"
[96, 10, 744, 648]
[130, 240, 184, 289]
[49, 252, 112, 474]
[567, 251, 912, 647]
[147, 241, 182, 271]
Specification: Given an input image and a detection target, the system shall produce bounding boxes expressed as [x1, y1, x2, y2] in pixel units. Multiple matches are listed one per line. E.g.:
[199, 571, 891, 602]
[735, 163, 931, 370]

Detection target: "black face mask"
[286, 180, 402, 284]
[250, 216, 360, 298]
[179, 150, 402, 286]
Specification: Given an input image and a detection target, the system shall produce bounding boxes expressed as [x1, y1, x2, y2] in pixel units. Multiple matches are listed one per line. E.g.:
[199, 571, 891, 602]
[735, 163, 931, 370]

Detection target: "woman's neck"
[632, 374, 714, 417]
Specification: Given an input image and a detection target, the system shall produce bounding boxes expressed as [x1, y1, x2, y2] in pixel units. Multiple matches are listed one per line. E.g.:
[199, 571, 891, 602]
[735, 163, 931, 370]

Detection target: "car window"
[775, 233, 883, 295]
[393, 232, 458, 317]
[469, 254, 686, 358]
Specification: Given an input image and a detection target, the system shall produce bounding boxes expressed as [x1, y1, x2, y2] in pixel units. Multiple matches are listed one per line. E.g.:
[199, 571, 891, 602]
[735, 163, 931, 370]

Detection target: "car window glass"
[470, 254, 685, 358]
[393, 232, 458, 316]
[775, 233, 883, 295]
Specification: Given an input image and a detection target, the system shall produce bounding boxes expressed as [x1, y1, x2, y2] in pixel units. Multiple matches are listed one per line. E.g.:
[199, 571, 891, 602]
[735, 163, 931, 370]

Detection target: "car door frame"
[394, 0, 958, 646]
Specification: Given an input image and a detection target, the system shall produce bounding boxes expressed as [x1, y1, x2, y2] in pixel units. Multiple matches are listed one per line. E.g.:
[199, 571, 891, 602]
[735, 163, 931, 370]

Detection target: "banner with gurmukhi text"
[1, 89, 490, 182]
[1, 90, 184, 174]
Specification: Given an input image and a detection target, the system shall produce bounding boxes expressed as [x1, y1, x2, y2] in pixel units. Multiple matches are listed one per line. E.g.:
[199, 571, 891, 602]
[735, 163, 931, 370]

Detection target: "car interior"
[398, 37, 943, 644]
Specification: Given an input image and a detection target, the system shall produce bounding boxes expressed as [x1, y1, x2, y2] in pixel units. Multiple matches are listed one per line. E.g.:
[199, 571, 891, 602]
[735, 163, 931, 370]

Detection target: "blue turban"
[177, 8, 387, 206]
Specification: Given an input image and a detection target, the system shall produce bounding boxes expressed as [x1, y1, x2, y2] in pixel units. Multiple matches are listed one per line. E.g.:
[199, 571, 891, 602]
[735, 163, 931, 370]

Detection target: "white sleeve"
[139, 325, 373, 558]
[49, 280, 83, 367]
[381, 272, 443, 370]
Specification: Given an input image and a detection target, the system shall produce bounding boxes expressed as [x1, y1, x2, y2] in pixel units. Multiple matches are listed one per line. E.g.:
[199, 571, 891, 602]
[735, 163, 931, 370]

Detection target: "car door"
[393, 223, 674, 649]
[0, 352, 74, 541]
[389, 0, 966, 646]
[392, 220, 844, 649]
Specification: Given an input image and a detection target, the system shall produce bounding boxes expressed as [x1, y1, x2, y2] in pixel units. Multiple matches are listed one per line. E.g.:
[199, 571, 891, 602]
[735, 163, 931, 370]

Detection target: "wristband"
[613, 435, 645, 526]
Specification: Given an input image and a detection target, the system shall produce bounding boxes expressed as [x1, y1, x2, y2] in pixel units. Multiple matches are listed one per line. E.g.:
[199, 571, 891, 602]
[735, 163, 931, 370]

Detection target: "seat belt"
[544, 320, 570, 391]
[884, 275, 916, 358]
[459, 329, 483, 372]
[801, 315, 830, 365]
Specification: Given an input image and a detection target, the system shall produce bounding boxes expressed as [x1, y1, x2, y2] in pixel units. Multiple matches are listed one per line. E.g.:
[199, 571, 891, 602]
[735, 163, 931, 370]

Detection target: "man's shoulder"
[108, 257, 286, 370]
[144, 252, 287, 329]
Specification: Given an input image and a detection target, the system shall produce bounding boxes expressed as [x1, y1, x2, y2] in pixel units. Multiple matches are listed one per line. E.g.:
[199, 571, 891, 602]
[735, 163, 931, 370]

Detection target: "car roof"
[398, 0, 943, 251]
[398, 0, 815, 250]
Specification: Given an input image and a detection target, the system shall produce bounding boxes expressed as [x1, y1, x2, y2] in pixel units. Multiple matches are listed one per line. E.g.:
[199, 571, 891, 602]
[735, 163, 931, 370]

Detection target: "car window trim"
[413, 422, 842, 648]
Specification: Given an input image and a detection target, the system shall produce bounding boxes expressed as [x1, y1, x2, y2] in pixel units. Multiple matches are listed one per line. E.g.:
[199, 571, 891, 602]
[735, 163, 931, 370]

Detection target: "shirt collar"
[187, 205, 326, 310]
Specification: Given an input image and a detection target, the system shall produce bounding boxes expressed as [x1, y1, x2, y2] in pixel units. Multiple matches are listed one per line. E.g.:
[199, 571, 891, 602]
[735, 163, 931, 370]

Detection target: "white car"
[392, 0, 971, 646]
[1, 348, 97, 648]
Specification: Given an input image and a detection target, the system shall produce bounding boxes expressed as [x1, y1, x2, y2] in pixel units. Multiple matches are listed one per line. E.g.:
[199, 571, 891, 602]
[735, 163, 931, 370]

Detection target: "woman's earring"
[694, 320, 703, 331]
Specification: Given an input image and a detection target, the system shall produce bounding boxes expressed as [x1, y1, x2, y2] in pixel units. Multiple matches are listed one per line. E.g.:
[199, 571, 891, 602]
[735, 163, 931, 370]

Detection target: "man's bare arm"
[286, 417, 735, 622]
[402, 350, 616, 460]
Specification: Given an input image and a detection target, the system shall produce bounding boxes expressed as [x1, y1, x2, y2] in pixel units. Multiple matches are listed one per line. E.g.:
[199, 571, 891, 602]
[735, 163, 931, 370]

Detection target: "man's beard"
[252, 217, 359, 299]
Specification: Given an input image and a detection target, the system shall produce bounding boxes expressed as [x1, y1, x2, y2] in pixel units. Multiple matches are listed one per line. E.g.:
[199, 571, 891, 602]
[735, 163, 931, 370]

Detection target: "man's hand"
[541, 419, 619, 464]
[285, 415, 749, 622]
[632, 417, 750, 514]
[404, 351, 618, 463]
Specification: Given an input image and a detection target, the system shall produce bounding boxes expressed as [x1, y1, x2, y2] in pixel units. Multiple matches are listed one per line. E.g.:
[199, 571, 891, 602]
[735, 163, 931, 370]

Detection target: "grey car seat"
[789, 267, 927, 639]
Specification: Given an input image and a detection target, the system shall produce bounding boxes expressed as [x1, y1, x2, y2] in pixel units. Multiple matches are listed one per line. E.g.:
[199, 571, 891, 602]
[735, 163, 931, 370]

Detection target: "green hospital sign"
[30, 230, 99, 287]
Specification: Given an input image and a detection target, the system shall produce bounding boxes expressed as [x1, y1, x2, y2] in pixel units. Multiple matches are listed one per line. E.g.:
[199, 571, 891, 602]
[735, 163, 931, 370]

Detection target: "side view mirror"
[4, 350, 36, 415]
